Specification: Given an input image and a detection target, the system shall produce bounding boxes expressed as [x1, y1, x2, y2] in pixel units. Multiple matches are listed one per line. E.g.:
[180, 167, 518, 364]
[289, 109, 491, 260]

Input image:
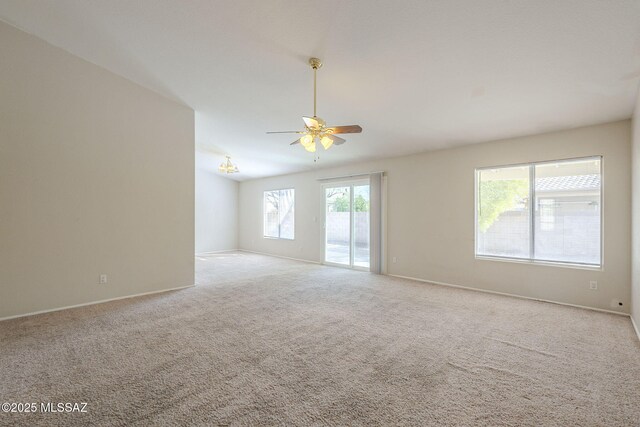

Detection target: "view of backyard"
[325, 185, 370, 268]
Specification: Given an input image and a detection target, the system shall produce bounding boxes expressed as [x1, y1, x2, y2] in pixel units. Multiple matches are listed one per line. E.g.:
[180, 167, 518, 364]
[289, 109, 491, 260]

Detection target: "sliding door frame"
[321, 178, 370, 271]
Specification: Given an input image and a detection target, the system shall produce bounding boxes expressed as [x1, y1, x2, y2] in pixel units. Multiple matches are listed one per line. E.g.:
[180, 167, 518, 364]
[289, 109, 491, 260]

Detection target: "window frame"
[474, 156, 603, 270]
[263, 188, 295, 240]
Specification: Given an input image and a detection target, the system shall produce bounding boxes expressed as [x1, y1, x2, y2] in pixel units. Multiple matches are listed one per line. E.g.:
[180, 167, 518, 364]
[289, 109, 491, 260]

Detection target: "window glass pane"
[353, 184, 370, 268]
[263, 190, 279, 238]
[477, 166, 531, 259]
[278, 189, 295, 239]
[325, 186, 351, 265]
[534, 158, 601, 265]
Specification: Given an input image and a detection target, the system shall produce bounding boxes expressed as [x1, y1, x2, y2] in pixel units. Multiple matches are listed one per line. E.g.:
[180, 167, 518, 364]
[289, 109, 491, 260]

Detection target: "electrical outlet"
[589, 281, 597, 290]
[99, 274, 108, 285]
[392, 257, 397, 263]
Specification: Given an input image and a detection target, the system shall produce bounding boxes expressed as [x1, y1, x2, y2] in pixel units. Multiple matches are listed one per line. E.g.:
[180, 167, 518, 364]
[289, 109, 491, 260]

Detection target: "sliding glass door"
[325, 186, 351, 265]
[352, 184, 370, 268]
[324, 181, 370, 270]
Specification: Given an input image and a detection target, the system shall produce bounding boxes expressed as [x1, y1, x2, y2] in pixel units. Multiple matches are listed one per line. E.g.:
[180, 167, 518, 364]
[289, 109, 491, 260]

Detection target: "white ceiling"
[1, 0, 640, 181]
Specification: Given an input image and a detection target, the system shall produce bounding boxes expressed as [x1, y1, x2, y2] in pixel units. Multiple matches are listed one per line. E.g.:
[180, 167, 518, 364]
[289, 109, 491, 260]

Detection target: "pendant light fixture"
[218, 156, 239, 174]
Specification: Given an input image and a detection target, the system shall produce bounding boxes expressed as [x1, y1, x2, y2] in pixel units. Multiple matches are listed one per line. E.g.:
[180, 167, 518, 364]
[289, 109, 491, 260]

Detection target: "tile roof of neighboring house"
[536, 174, 600, 192]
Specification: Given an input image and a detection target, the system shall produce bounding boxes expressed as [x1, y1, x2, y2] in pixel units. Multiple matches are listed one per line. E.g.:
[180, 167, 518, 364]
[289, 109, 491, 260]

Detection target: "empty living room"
[2, 1, 640, 426]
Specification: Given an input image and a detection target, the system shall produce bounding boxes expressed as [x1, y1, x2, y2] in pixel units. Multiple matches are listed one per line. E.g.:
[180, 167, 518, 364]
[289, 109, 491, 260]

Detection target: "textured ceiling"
[1, 0, 640, 180]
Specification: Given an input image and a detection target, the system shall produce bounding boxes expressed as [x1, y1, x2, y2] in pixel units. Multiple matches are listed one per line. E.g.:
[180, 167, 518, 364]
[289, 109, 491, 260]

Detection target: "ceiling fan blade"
[266, 131, 303, 134]
[302, 116, 321, 129]
[327, 134, 346, 145]
[290, 138, 301, 145]
[326, 125, 362, 134]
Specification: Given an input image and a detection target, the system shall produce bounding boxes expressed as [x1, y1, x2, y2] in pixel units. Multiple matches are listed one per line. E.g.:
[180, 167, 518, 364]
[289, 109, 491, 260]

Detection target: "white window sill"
[475, 255, 603, 271]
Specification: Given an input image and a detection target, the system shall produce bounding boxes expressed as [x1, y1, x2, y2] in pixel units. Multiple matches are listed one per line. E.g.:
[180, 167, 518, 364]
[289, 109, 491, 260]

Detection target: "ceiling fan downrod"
[309, 57, 322, 118]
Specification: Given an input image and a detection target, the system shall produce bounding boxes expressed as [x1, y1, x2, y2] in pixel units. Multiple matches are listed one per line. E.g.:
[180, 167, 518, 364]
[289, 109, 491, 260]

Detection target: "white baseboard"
[388, 273, 629, 317]
[0, 284, 195, 322]
[631, 316, 640, 343]
[196, 249, 239, 256]
[238, 249, 321, 265]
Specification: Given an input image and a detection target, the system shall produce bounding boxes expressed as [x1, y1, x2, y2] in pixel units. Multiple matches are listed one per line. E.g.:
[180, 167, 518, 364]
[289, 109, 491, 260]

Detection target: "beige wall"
[632, 88, 640, 329]
[0, 22, 195, 319]
[195, 151, 239, 253]
[240, 120, 631, 313]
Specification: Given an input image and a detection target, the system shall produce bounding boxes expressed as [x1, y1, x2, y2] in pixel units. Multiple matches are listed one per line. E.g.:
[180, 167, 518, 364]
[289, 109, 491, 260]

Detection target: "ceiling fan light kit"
[267, 57, 362, 156]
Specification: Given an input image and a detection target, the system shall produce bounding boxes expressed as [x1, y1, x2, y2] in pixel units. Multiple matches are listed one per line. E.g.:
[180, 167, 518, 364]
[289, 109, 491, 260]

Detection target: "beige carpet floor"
[1, 252, 639, 426]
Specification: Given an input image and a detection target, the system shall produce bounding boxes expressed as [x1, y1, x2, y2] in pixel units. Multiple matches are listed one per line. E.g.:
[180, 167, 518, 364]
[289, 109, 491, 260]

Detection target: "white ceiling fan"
[267, 57, 362, 153]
